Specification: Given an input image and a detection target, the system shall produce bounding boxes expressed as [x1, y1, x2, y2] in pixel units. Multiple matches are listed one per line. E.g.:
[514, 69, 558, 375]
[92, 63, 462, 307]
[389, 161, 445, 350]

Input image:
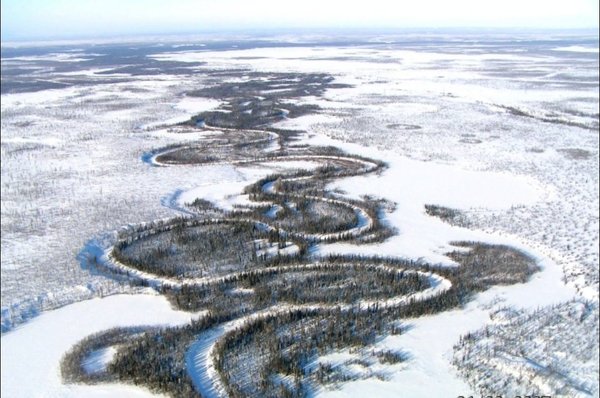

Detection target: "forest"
[60, 68, 541, 398]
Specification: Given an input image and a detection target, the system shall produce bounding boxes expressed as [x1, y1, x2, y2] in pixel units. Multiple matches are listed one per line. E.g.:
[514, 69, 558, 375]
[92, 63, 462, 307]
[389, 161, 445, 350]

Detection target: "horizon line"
[2, 26, 599, 47]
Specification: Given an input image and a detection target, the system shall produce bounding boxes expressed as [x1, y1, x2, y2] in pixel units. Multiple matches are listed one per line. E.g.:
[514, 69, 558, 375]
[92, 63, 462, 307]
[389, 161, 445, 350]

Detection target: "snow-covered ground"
[1, 293, 199, 398]
[0, 73, 268, 330]
[1, 33, 598, 397]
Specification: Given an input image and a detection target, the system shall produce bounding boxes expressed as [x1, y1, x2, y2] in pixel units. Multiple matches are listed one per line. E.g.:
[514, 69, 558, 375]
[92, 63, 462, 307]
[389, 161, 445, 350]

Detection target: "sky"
[1, 0, 599, 42]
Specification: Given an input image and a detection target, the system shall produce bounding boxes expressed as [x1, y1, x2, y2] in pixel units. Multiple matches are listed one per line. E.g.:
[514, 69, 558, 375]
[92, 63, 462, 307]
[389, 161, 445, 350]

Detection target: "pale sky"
[1, 0, 599, 41]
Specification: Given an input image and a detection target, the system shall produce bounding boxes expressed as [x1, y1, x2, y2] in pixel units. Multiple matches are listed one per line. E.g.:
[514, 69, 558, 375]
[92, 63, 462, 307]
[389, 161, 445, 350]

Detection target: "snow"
[187, 325, 228, 398]
[2, 35, 597, 397]
[58, 67, 128, 77]
[153, 44, 598, 133]
[552, 46, 599, 53]
[319, 308, 477, 398]
[55, 384, 168, 398]
[172, 96, 223, 114]
[1, 293, 200, 398]
[3, 52, 92, 63]
[273, 113, 343, 130]
[302, 133, 547, 264]
[176, 176, 259, 211]
[1, 86, 82, 108]
[82, 346, 118, 374]
[1, 136, 63, 147]
[264, 204, 283, 218]
[137, 93, 222, 129]
[314, 350, 357, 367]
[334, 152, 545, 210]
[300, 135, 576, 396]
[317, 250, 576, 398]
[145, 128, 221, 141]
[183, 262, 453, 397]
[272, 121, 580, 397]
[0, 70, 255, 330]
[254, 240, 300, 258]
[255, 160, 323, 171]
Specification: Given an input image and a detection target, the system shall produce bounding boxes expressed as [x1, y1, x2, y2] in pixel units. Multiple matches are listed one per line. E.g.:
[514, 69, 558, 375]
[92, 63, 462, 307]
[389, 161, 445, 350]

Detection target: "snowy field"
[1, 292, 200, 397]
[1, 32, 598, 397]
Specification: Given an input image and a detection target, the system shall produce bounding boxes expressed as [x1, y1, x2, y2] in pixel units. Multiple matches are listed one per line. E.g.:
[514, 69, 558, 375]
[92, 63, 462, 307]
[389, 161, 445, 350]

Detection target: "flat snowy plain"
[1, 32, 598, 397]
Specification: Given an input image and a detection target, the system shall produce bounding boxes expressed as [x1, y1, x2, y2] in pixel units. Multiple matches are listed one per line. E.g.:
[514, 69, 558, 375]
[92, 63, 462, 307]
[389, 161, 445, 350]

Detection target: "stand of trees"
[64, 67, 542, 398]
